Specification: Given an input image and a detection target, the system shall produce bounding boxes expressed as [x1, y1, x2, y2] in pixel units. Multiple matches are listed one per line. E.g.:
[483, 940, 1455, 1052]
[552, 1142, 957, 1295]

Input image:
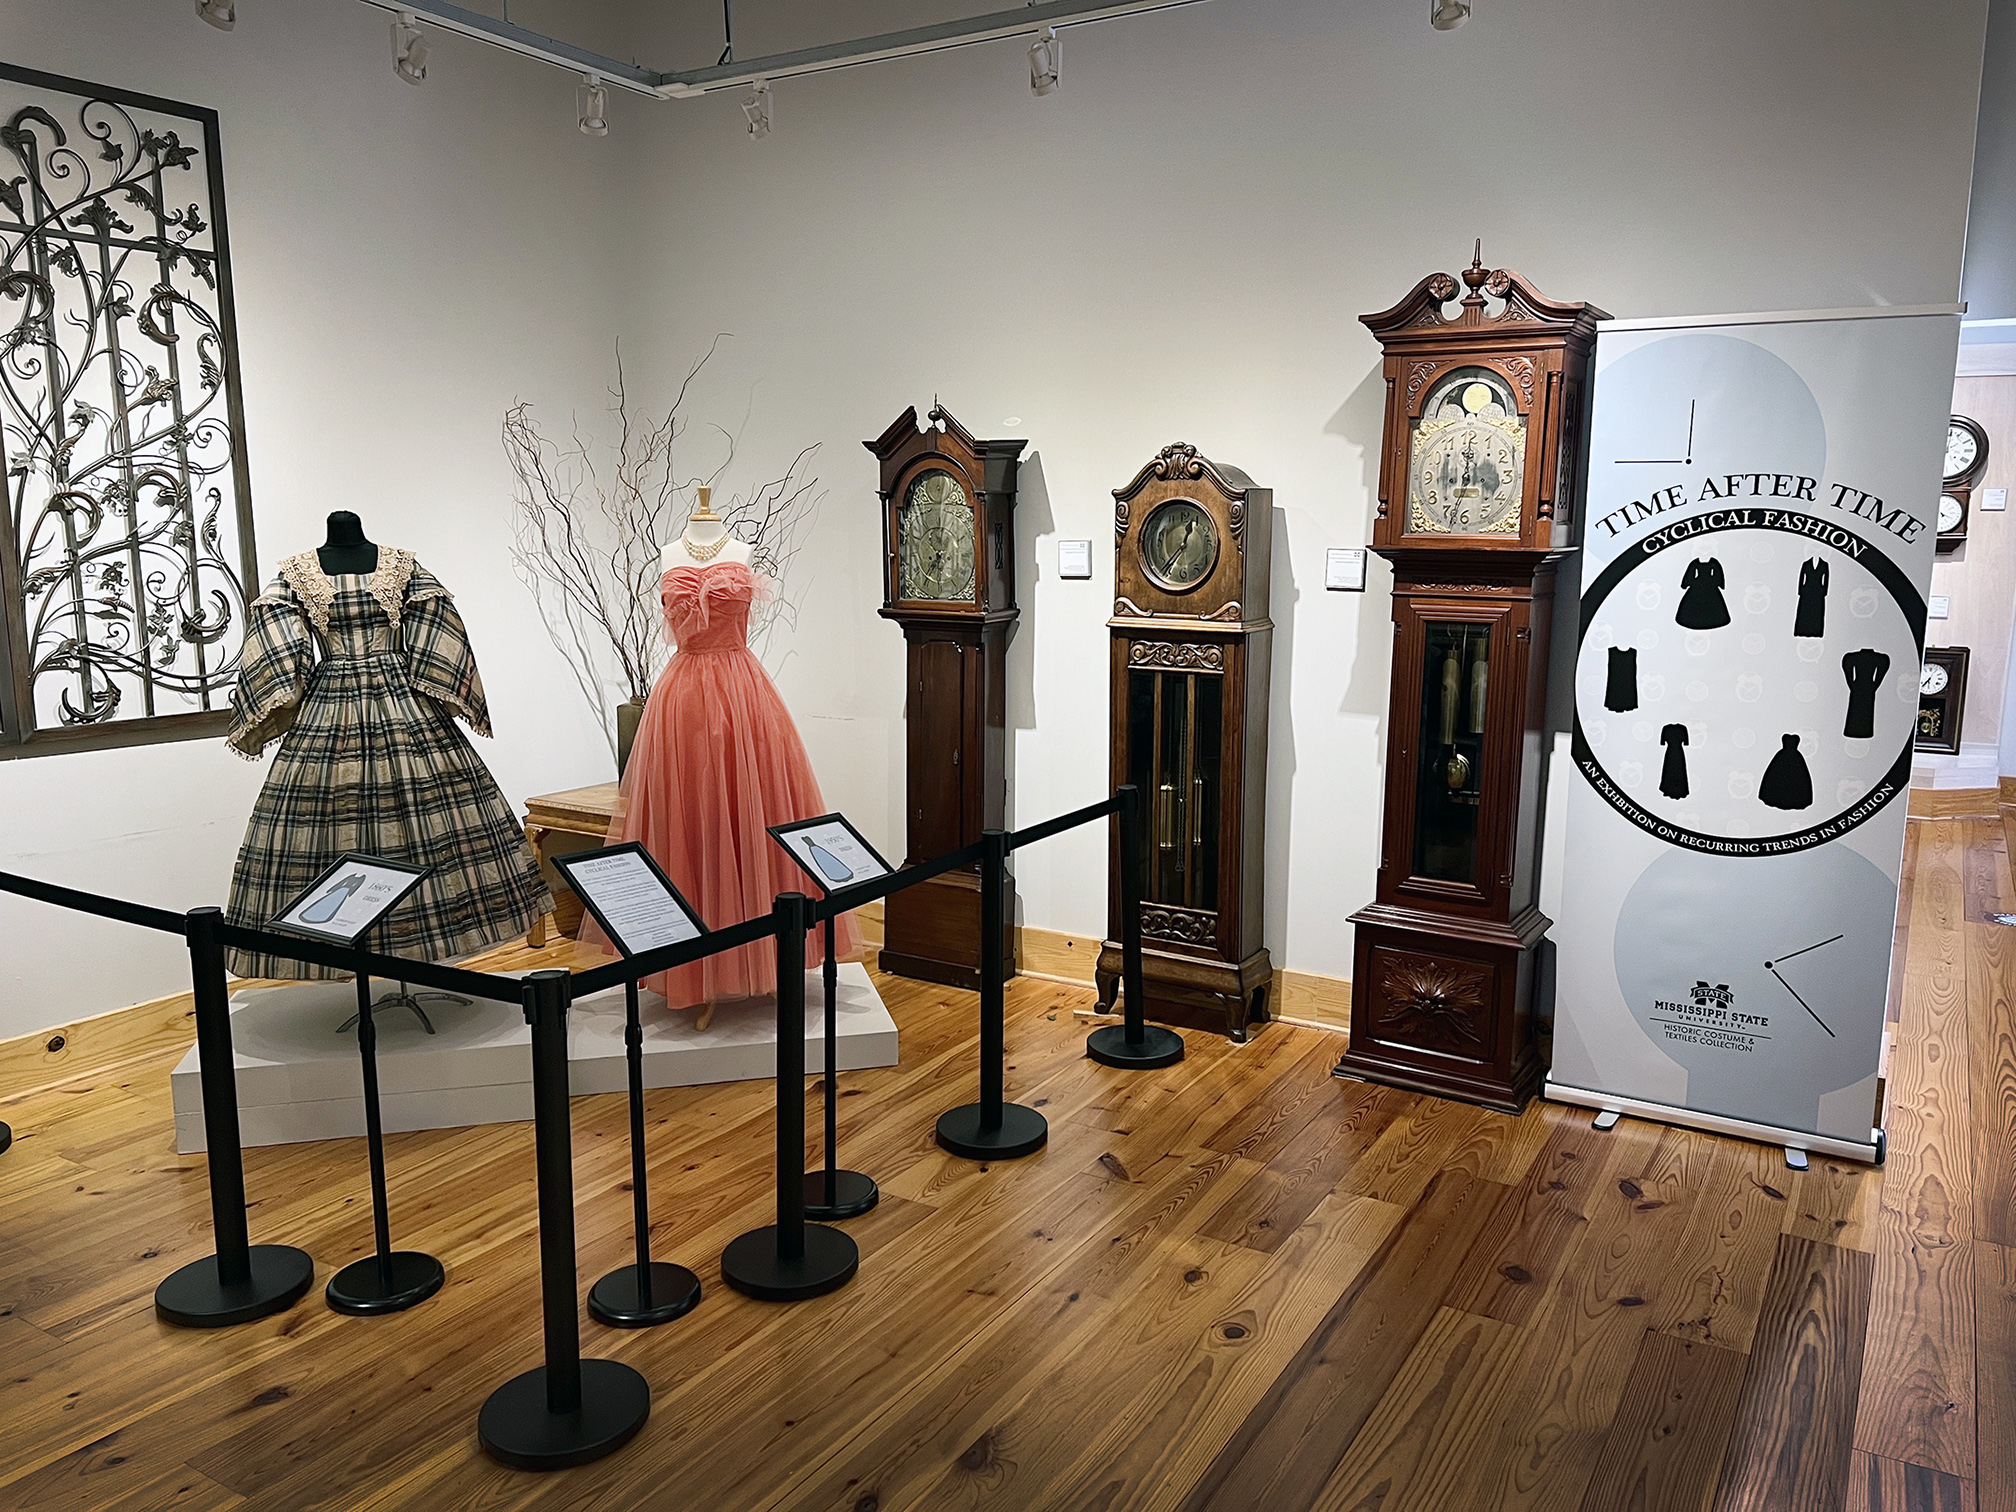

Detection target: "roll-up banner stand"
[1548, 304, 1961, 1162]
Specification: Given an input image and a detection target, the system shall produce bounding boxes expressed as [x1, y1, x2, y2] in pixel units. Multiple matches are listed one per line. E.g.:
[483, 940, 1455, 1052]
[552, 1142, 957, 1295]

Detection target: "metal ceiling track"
[352, 0, 1213, 99]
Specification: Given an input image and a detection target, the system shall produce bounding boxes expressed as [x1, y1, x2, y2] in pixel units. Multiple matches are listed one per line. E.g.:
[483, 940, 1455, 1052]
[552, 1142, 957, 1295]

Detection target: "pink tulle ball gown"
[594, 561, 858, 1009]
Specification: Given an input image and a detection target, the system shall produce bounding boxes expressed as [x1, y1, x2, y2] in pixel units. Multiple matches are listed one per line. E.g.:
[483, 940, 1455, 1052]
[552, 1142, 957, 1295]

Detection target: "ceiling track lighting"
[742, 78, 771, 140]
[578, 74, 609, 136]
[1430, 0, 1471, 30]
[393, 12, 431, 85]
[1028, 28, 1061, 96]
[194, 0, 236, 30]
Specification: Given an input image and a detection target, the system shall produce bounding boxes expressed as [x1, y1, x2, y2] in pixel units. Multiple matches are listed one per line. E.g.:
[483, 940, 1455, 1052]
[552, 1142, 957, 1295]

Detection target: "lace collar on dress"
[278, 547, 418, 635]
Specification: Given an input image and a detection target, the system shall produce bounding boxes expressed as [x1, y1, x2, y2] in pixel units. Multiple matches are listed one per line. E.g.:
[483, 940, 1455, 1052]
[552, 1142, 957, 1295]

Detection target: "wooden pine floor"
[0, 818, 2011, 1512]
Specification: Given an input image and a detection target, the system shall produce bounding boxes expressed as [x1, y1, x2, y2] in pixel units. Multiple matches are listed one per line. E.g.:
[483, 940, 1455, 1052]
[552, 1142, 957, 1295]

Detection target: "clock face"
[1408, 366, 1526, 536]
[1945, 419, 1980, 483]
[1140, 498, 1218, 590]
[897, 470, 977, 602]
[1938, 493, 1964, 533]
[1921, 661, 1949, 695]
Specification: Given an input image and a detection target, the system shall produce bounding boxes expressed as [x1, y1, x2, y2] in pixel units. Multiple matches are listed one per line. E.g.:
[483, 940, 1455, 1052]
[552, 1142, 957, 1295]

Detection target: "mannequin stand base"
[478, 1359, 651, 1471]
[155, 1245, 315, 1328]
[1086, 1023, 1186, 1070]
[326, 1250, 444, 1316]
[589, 1262, 701, 1328]
[936, 1102, 1048, 1161]
[802, 1168, 879, 1221]
[721, 1223, 858, 1301]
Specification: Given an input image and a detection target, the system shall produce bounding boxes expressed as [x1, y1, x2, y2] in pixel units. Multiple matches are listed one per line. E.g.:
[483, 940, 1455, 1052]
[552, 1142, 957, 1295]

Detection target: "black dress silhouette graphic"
[1605, 646, 1638, 712]
[1675, 557, 1730, 629]
[1841, 648, 1890, 739]
[302, 872, 365, 925]
[1795, 557, 1829, 638]
[1659, 724, 1690, 799]
[1759, 734, 1813, 810]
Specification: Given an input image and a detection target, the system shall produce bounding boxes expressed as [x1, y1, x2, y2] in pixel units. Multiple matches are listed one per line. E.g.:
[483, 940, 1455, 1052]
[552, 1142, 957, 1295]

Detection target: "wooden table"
[521, 781, 620, 946]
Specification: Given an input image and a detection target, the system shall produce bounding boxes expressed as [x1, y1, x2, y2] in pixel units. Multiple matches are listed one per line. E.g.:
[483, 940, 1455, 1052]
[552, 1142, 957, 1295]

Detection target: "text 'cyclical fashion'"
[224, 550, 551, 977]
[596, 561, 857, 1006]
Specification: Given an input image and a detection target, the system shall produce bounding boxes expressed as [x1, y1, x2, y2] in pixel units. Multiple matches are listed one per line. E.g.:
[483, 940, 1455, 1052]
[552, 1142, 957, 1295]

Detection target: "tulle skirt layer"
[594, 646, 857, 1005]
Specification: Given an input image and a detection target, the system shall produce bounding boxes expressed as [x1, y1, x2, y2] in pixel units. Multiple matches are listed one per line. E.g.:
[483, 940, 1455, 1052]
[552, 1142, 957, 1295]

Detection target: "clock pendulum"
[1337, 248, 1608, 1111]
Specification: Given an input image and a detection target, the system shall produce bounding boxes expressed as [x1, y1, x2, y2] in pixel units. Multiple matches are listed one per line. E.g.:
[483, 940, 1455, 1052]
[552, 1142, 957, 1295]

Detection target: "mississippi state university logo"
[1690, 981, 1734, 1009]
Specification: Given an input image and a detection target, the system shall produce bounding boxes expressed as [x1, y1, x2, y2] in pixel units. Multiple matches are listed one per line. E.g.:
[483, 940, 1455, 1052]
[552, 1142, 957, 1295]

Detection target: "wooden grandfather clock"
[1094, 443, 1273, 1041]
[1338, 250, 1607, 1111]
[867, 404, 1025, 989]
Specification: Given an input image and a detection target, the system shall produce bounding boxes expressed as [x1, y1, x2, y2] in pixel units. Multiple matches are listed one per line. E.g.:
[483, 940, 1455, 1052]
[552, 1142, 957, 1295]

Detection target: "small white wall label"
[1057, 539, 1093, 579]
[1325, 547, 1368, 592]
[1984, 487, 2007, 512]
[1929, 594, 1950, 619]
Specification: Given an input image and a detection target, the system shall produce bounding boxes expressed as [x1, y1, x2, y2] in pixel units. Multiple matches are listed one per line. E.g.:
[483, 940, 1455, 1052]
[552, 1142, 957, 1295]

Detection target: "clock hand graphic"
[1763, 932, 1842, 1038]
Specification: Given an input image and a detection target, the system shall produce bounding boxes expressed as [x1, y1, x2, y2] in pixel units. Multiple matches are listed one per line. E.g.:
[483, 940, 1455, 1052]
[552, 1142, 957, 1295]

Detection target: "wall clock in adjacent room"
[1938, 413, 1986, 554]
[867, 405, 1025, 989]
[1337, 249, 1607, 1111]
[1094, 443, 1274, 1040]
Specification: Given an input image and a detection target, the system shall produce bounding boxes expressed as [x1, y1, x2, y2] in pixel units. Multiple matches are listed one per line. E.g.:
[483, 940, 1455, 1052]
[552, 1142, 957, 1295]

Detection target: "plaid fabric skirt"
[225, 653, 551, 979]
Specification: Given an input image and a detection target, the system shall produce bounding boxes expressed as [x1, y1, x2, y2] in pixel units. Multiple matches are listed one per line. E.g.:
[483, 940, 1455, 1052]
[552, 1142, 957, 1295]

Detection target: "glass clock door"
[1126, 662, 1222, 917]
[1412, 621, 1491, 883]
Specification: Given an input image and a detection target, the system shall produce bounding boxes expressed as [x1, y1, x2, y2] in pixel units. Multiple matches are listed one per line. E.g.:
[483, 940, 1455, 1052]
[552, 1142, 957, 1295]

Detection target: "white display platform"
[170, 962, 896, 1152]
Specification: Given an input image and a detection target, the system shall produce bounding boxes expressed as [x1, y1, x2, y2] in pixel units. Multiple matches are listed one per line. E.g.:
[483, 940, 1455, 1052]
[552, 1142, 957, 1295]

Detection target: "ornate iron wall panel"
[0, 63, 256, 759]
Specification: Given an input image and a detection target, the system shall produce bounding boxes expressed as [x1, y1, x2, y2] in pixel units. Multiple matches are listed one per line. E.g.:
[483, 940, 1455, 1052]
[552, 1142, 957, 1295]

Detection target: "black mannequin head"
[317, 511, 379, 576]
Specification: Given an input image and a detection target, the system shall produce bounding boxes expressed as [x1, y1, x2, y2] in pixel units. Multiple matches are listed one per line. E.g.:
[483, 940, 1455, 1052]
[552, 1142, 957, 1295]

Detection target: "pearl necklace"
[682, 532, 730, 563]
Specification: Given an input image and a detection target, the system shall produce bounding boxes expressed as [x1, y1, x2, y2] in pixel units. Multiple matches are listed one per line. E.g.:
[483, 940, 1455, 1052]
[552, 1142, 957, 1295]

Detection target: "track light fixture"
[194, 0, 235, 30]
[1028, 28, 1061, 96]
[742, 79, 771, 140]
[393, 12, 431, 85]
[578, 74, 609, 136]
[1429, 0, 1471, 29]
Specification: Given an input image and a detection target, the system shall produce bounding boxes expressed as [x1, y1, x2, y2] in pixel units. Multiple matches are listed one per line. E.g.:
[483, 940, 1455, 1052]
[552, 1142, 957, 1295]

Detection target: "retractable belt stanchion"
[589, 975, 702, 1327]
[480, 969, 650, 1470]
[1087, 783, 1185, 1069]
[804, 910, 877, 1220]
[325, 957, 444, 1315]
[722, 892, 859, 1300]
[0, 1121, 11, 1155]
[936, 830, 1048, 1159]
[154, 907, 316, 1327]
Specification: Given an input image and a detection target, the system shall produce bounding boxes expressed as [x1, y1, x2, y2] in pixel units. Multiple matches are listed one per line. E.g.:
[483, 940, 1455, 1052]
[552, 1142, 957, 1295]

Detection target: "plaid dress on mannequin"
[222, 548, 551, 978]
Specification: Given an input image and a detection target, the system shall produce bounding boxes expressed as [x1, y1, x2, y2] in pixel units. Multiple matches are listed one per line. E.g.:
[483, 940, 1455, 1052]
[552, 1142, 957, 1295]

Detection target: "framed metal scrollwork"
[0, 63, 257, 759]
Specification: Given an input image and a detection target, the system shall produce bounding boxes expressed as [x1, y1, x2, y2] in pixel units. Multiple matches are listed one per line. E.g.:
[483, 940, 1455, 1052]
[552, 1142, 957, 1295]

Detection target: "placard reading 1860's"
[273, 855, 431, 946]
[1550, 305, 1960, 1160]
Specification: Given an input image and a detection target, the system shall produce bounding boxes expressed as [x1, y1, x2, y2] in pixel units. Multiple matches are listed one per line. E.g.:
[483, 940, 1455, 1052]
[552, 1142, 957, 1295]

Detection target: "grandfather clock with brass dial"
[868, 404, 1025, 988]
[1094, 443, 1273, 1041]
[1338, 251, 1607, 1111]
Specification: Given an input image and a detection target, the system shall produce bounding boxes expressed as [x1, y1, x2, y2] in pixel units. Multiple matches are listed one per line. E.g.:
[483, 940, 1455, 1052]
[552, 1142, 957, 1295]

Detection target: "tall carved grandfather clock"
[1339, 251, 1607, 1111]
[1095, 443, 1273, 1041]
[867, 405, 1025, 989]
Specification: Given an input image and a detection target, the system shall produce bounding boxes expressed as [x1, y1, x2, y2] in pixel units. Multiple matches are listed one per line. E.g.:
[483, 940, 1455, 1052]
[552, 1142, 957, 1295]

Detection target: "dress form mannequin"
[318, 511, 379, 576]
[661, 486, 753, 572]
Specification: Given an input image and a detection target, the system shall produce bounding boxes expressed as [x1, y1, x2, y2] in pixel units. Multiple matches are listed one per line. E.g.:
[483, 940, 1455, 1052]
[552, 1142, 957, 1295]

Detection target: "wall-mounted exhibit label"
[1551, 306, 1959, 1157]
[1325, 547, 1368, 591]
[1929, 594, 1950, 619]
[1985, 487, 2008, 512]
[1058, 539, 1093, 579]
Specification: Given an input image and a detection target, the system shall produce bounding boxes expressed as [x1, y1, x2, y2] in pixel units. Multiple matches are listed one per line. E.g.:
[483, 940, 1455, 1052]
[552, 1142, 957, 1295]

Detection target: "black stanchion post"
[479, 969, 650, 1469]
[1089, 784, 1185, 1069]
[722, 893, 859, 1300]
[936, 830, 1049, 1158]
[804, 910, 877, 1220]
[326, 965, 444, 1315]
[589, 977, 701, 1327]
[155, 907, 315, 1327]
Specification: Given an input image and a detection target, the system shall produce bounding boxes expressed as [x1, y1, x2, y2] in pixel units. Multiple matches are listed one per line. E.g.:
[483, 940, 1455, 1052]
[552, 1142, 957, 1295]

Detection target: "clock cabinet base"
[878, 868, 1015, 992]
[1093, 942, 1273, 1043]
[1336, 905, 1546, 1114]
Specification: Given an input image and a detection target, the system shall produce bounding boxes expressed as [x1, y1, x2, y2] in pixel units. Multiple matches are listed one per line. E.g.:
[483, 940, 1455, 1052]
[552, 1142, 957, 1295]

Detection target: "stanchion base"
[803, 1169, 879, 1221]
[1086, 1022, 1186, 1070]
[478, 1358, 651, 1471]
[935, 1102, 1049, 1161]
[589, 1261, 701, 1328]
[0, 1121, 11, 1155]
[326, 1250, 444, 1316]
[155, 1245, 315, 1328]
[720, 1223, 858, 1301]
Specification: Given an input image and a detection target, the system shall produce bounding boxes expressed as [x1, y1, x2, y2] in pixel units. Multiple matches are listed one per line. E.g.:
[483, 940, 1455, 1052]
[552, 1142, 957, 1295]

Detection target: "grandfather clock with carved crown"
[1338, 250, 1607, 1112]
[868, 404, 1025, 989]
[1094, 443, 1273, 1041]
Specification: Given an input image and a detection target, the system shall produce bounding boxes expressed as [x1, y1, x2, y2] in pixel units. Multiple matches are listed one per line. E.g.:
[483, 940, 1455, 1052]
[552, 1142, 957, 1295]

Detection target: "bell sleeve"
[225, 579, 314, 759]
[402, 566, 493, 737]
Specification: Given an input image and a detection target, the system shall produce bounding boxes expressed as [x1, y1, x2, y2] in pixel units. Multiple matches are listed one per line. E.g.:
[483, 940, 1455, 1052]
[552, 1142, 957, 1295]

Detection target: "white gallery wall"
[0, 0, 1988, 1040]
